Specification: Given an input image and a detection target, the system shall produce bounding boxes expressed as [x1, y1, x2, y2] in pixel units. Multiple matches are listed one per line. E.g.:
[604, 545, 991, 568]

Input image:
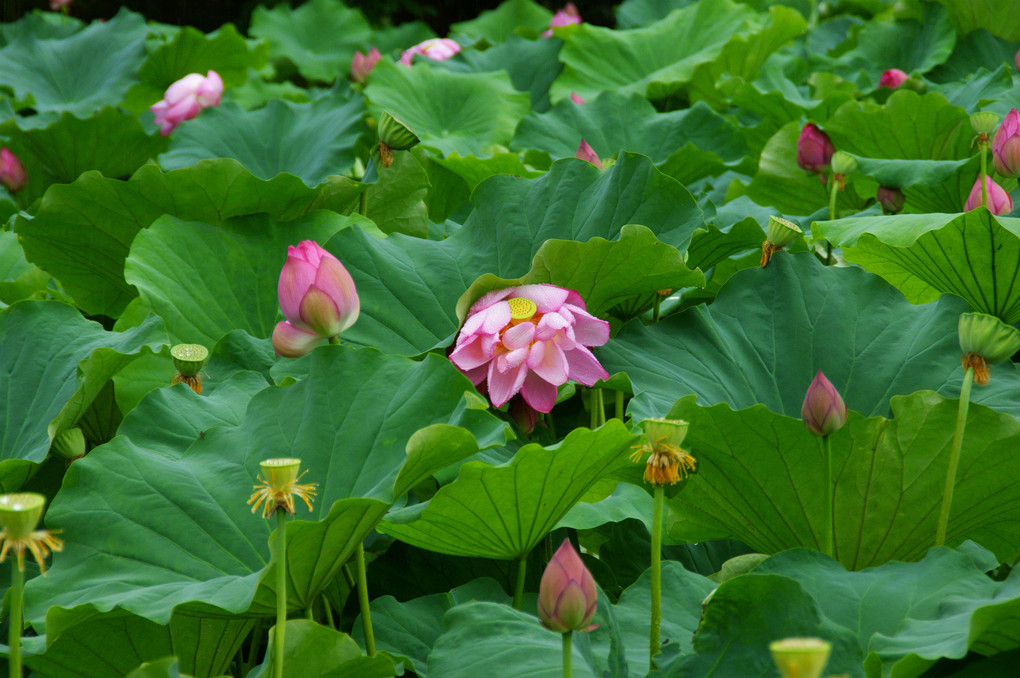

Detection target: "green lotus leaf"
[122, 24, 267, 114]
[249, 0, 372, 82]
[0, 10, 84, 47]
[370, 21, 436, 55]
[364, 60, 530, 157]
[331, 154, 702, 355]
[0, 9, 148, 115]
[25, 347, 509, 629]
[815, 210, 1020, 321]
[449, 0, 552, 42]
[364, 151, 430, 237]
[158, 94, 364, 184]
[0, 231, 49, 306]
[929, 31, 1018, 86]
[14, 160, 362, 317]
[447, 34, 563, 111]
[125, 658, 191, 678]
[937, 0, 1020, 41]
[684, 216, 769, 273]
[254, 621, 395, 678]
[378, 421, 639, 559]
[0, 301, 165, 487]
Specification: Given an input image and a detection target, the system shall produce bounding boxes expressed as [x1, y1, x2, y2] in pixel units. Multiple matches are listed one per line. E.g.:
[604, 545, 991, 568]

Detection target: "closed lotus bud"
[53, 428, 86, 461]
[876, 186, 905, 214]
[971, 111, 1000, 137]
[1015, 47, 1020, 73]
[801, 371, 847, 437]
[575, 139, 603, 169]
[770, 637, 832, 678]
[796, 123, 835, 174]
[992, 109, 1020, 178]
[538, 539, 599, 633]
[351, 47, 381, 84]
[879, 68, 908, 89]
[965, 176, 1013, 215]
[959, 312, 1020, 385]
[0, 147, 27, 192]
[761, 216, 802, 267]
[171, 343, 209, 394]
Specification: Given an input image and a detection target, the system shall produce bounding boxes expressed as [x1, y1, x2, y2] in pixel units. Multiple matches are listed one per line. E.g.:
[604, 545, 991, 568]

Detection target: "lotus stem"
[356, 542, 376, 656]
[321, 592, 335, 629]
[825, 172, 838, 265]
[807, 0, 819, 29]
[562, 630, 573, 678]
[274, 509, 287, 678]
[936, 366, 974, 547]
[359, 189, 368, 217]
[615, 390, 624, 421]
[650, 485, 664, 662]
[652, 294, 661, 323]
[980, 142, 989, 209]
[8, 558, 23, 678]
[823, 434, 834, 559]
[590, 389, 605, 428]
[512, 552, 527, 610]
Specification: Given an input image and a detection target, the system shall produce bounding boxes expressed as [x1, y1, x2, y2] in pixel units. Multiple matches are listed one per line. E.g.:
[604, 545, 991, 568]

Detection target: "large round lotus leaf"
[0, 10, 148, 115]
[253, 621, 395, 678]
[666, 390, 1020, 568]
[14, 160, 362, 318]
[0, 10, 84, 46]
[364, 60, 530, 157]
[600, 253, 1020, 422]
[249, 0, 372, 82]
[815, 210, 1020, 322]
[25, 347, 509, 629]
[939, 0, 1020, 41]
[449, 0, 551, 42]
[445, 34, 562, 111]
[0, 301, 164, 485]
[330, 154, 702, 355]
[158, 94, 364, 184]
[754, 547, 1020, 678]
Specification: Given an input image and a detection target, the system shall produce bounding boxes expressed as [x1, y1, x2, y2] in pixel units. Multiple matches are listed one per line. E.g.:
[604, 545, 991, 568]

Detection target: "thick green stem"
[590, 389, 604, 429]
[562, 630, 573, 678]
[321, 593, 335, 629]
[807, 0, 819, 29]
[359, 189, 368, 217]
[9, 561, 23, 678]
[650, 485, 664, 661]
[980, 142, 989, 209]
[512, 552, 527, 610]
[615, 390, 625, 421]
[598, 389, 606, 426]
[823, 435, 834, 559]
[356, 542, 376, 656]
[825, 173, 838, 264]
[652, 294, 661, 323]
[936, 366, 975, 547]
[274, 510, 287, 678]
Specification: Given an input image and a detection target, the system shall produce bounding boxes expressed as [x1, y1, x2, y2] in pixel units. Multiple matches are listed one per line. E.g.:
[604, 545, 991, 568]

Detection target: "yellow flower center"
[508, 297, 537, 322]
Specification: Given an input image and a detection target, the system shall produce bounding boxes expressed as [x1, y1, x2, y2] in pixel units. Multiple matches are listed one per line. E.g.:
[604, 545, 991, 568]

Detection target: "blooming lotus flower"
[449, 285, 610, 412]
[965, 176, 1013, 215]
[0, 148, 26, 192]
[273, 241, 359, 358]
[351, 47, 381, 84]
[879, 68, 908, 89]
[575, 139, 603, 169]
[399, 38, 460, 66]
[801, 371, 847, 437]
[538, 539, 598, 633]
[993, 109, 1020, 177]
[542, 3, 582, 37]
[150, 70, 223, 136]
[796, 123, 835, 175]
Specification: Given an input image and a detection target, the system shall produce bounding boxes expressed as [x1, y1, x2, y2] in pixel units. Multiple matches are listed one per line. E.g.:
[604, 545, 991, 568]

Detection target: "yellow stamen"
[171, 373, 203, 394]
[0, 529, 63, 573]
[962, 353, 990, 386]
[247, 469, 318, 519]
[632, 439, 697, 486]
[508, 297, 537, 322]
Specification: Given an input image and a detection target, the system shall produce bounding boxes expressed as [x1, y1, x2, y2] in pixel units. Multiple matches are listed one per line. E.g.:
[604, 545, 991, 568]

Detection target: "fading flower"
[150, 71, 223, 136]
[399, 38, 460, 66]
[248, 458, 317, 519]
[631, 418, 697, 486]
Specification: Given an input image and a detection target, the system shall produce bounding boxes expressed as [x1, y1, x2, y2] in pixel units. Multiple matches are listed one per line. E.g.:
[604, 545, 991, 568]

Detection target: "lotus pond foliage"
[1, 0, 1020, 676]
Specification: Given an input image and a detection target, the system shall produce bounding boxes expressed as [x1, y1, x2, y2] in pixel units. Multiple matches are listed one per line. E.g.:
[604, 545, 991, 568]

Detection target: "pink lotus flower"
[796, 123, 835, 175]
[150, 71, 223, 136]
[878, 68, 908, 89]
[965, 176, 1013, 215]
[992, 108, 1020, 178]
[801, 371, 847, 437]
[351, 47, 381, 84]
[538, 539, 598, 633]
[542, 3, 582, 37]
[575, 139, 603, 169]
[0, 148, 26, 192]
[570, 92, 585, 105]
[449, 285, 610, 412]
[272, 241, 360, 358]
[399, 38, 460, 66]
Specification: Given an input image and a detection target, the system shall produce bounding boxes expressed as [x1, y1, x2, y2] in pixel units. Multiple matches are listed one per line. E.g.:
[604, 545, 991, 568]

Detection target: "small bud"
[575, 139, 603, 169]
[53, 428, 86, 461]
[992, 109, 1020, 178]
[971, 111, 1000, 137]
[796, 124, 835, 175]
[959, 312, 1020, 385]
[0, 147, 27, 192]
[878, 68, 908, 89]
[801, 371, 848, 437]
[171, 343, 209, 394]
[769, 637, 832, 678]
[1015, 47, 1020, 73]
[538, 539, 598, 633]
[378, 111, 420, 152]
[876, 186, 905, 214]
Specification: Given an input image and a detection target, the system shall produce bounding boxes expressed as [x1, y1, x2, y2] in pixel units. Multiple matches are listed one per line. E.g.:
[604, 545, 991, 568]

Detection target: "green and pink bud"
[538, 539, 598, 633]
[575, 139, 603, 169]
[796, 123, 835, 175]
[992, 109, 1020, 178]
[965, 176, 1013, 215]
[351, 47, 381, 84]
[876, 186, 904, 214]
[879, 68, 908, 89]
[801, 371, 847, 437]
[0, 147, 26, 192]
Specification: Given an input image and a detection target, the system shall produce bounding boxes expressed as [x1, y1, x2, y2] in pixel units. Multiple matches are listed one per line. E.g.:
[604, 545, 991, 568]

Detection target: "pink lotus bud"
[876, 186, 904, 214]
[965, 176, 1013, 215]
[575, 139, 603, 169]
[570, 92, 585, 105]
[399, 38, 460, 67]
[1015, 47, 1020, 73]
[542, 3, 582, 37]
[0, 148, 26, 192]
[992, 109, 1020, 178]
[796, 123, 835, 174]
[878, 68, 908, 89]
[538, 539, 598, 633]
[449, 284, 610, 412]
[273, 241, 359, 357]
[351, 47, 381, 84]
[150, 71, 223, 136]
[801, 371, 847, 437]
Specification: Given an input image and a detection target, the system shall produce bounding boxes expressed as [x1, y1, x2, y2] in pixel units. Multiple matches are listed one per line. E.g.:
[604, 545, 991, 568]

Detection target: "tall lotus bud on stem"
[770, 638, 832, 678]
[958, 312, 1020, 386]
[876, 186, 905, 214]
[878, 68, 908, 89]
[801, 371, 847, 437]
[796, 123, 835, 176]
[170, 343, 209, 394]
[829, 151, 856, 191]
[351, 47, 381, 84]
[965, 176, 1013, 215]
[992, 109, 1020, 178]
[575, 139, 603, 169]
[539, 539, 598, 633]
[377, 111, 420, 168]
[53, 428, 86, 463]
[761, 216, 802, 267]
[0, 147, 27, 193]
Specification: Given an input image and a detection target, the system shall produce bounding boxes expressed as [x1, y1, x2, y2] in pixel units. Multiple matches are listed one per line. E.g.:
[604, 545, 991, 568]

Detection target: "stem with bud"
[512, 552, 527, 610]
[822, 435, 834, 559]
[980, 141, 989, 209]
[562, 630, 573, 678]
[826, 172, 838, 265]
[936, 366, 974, 547]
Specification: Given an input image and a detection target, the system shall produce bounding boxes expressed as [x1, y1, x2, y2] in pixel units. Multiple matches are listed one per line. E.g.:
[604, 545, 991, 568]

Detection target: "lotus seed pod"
[770, 637, 832, 678]
[641, 418, 689, 447]
[958, 313, 1020, 387]
[53, 428, 86, 460]
[171, 343, 209, 377]
[970, 111, 1000, 136]
[829, 151, 857, 176]
[260, 458, 303, 489]
[0, 494, 46, 541]
[377, 111, 420, 151]
[766, 216, 802, 248]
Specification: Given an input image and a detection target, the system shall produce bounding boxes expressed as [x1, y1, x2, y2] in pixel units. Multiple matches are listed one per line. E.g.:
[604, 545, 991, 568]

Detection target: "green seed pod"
[766, 216, 802, 248]
[830, 151, 857, 176]
[970, 111, 1000, 136]
[260, 458, 303, 489]
[53, 428, 86, 460]
[640, 418, 689, 447]
[769, 637, 831, 678]
[378, 111, 420, 151]
[958, 312, 1020, 364]
[0, 494, 46, 540]
[171, 344, 209, 378]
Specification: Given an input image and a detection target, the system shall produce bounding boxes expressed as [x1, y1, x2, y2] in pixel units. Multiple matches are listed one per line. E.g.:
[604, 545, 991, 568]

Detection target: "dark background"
[0, 0, 618, 34]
